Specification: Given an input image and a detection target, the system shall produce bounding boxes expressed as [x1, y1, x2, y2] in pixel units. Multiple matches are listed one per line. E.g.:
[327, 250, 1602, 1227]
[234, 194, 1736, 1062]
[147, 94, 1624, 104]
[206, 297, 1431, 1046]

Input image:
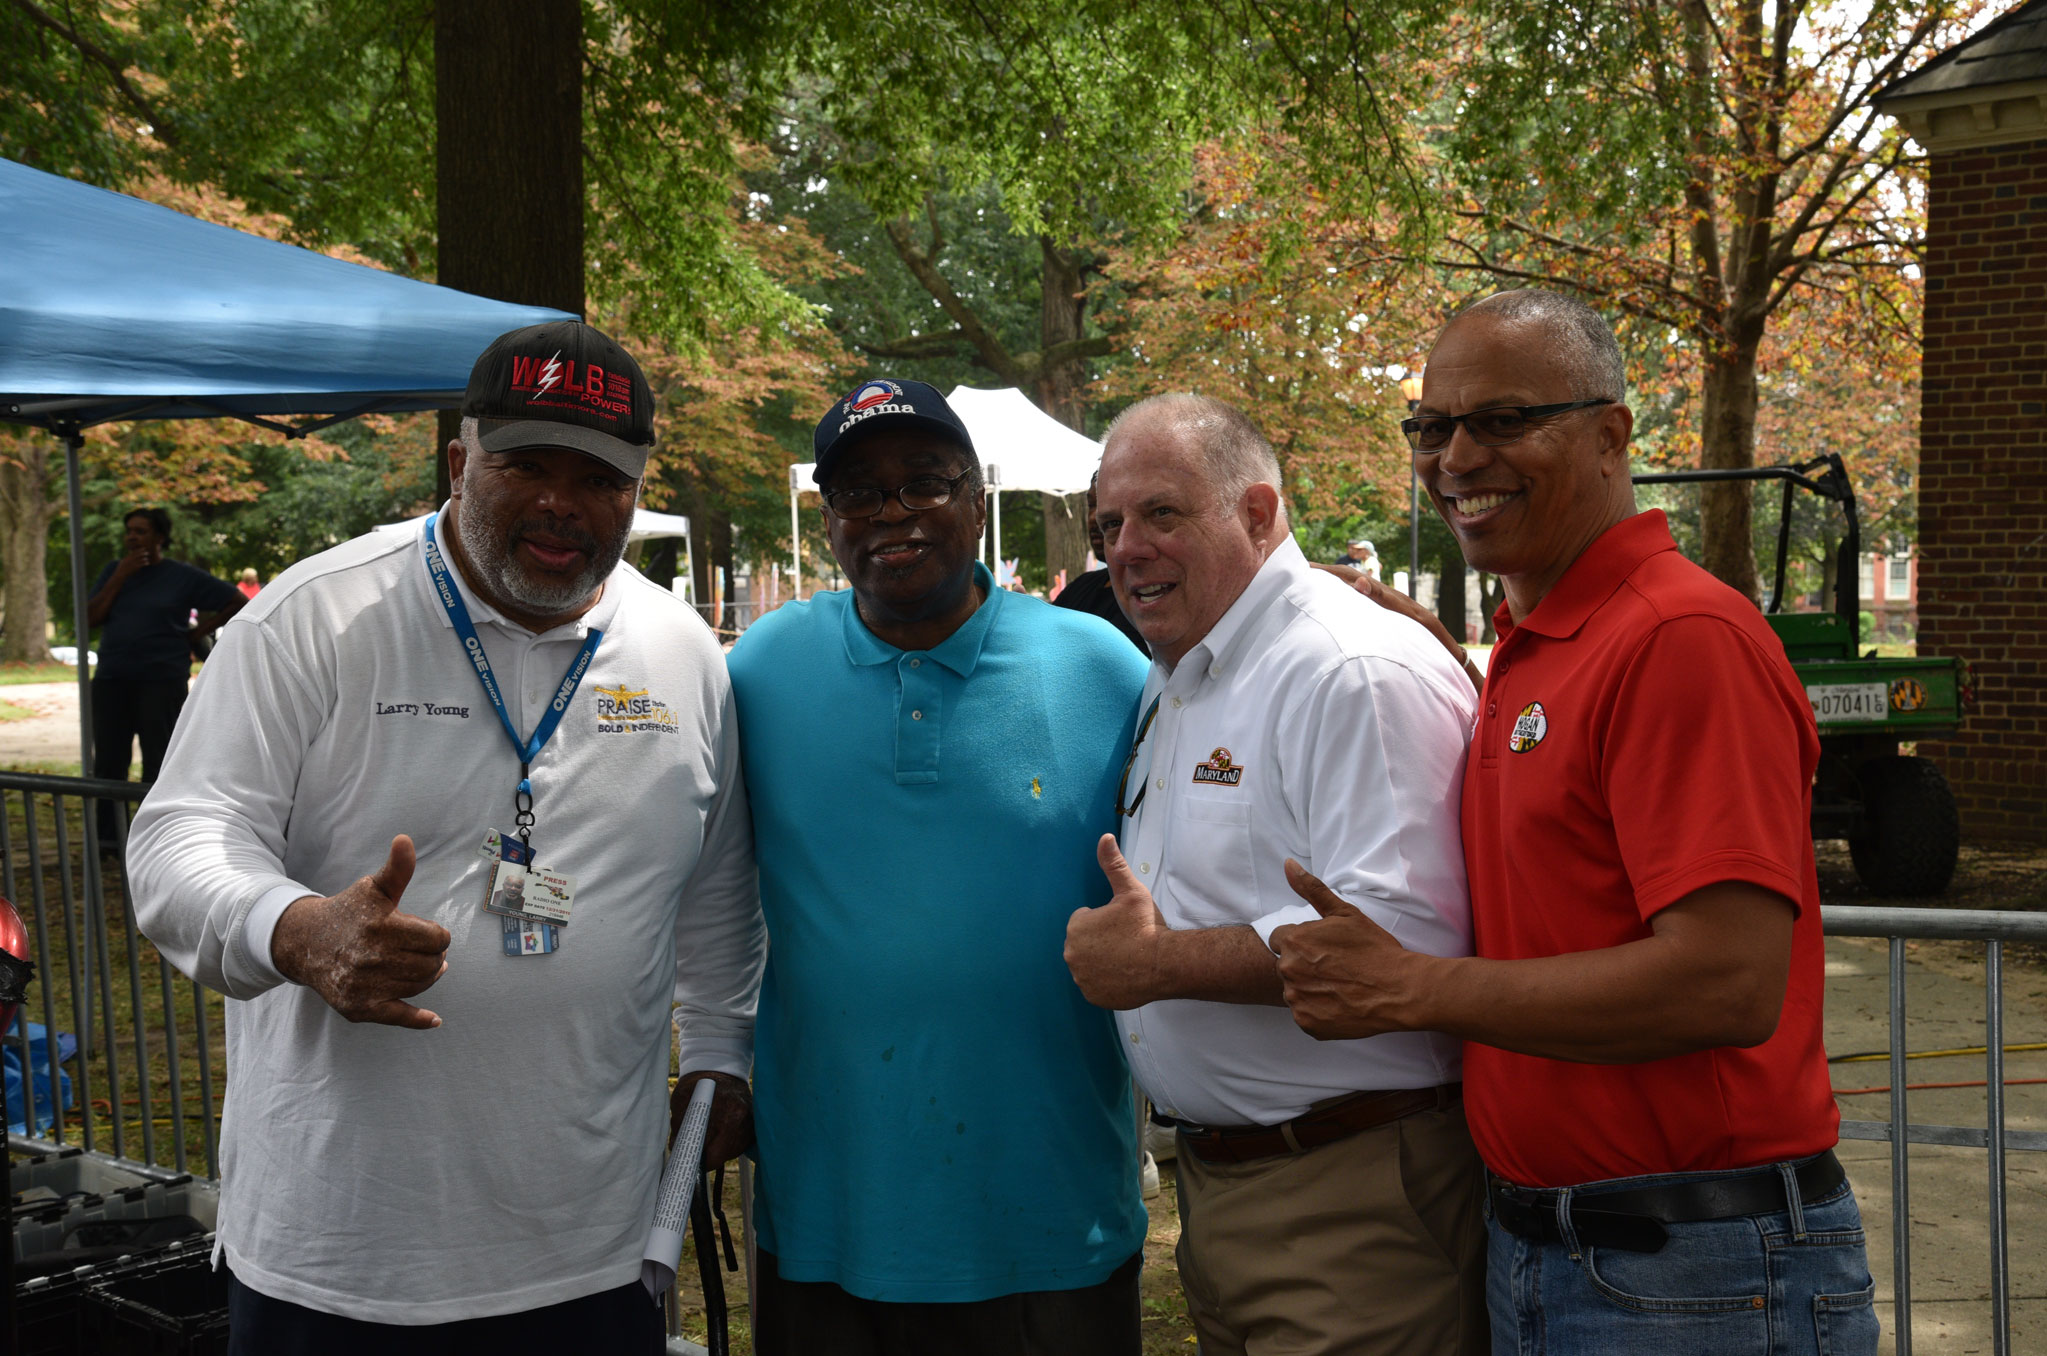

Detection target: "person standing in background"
[86, 508, 245, 839]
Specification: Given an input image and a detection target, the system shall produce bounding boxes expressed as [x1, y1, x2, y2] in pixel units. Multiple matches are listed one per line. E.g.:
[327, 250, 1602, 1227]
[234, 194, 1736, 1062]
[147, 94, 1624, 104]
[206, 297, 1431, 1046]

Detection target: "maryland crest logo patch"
[1508, 702, 1549, 754]
[1191, 747, 1244, 786]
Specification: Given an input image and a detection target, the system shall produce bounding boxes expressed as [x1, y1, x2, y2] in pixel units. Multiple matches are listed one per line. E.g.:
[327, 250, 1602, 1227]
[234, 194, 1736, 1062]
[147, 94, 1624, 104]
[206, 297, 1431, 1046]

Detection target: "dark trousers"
[89, 675, 186, 841]
[753, 1247, 1142, 1356]
[226, 1272, 664, 1356]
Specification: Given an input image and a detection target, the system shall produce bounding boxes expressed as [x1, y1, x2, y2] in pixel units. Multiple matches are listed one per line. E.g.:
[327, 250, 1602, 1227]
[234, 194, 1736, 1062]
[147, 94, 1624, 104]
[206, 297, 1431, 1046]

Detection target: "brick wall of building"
[1917, 135, 2047, 841]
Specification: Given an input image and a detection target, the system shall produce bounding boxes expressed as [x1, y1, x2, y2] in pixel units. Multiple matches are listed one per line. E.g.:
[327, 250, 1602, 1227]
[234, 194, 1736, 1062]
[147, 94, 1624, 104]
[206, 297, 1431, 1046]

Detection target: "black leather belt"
[1488, 1150, 1849, 1254]
[1157, 1084, 1461, 1165]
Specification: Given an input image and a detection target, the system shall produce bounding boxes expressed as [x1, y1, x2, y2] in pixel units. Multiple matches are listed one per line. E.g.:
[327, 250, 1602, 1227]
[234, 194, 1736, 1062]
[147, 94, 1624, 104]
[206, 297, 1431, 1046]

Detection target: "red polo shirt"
[1462, 511, 1839, 1188]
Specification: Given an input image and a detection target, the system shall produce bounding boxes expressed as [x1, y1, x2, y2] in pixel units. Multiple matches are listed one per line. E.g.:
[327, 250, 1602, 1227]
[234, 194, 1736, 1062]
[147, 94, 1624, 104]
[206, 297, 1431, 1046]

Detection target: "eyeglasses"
[1115, 695, 1162, 819]
[1400, 399, 1613, 452]
[822, 469, 972, 520]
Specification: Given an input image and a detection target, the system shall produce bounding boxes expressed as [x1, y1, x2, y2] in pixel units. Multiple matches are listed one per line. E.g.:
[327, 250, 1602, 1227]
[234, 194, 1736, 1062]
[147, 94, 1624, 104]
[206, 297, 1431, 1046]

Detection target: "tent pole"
[989, 464, 1003, 587]
[63, 433, 93, 778]
[788, 470, 802, 602]
[63, 431, 100, 1063]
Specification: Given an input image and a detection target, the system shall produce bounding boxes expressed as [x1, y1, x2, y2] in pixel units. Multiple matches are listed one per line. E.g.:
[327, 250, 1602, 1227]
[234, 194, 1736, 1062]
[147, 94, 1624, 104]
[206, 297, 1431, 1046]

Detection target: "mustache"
[508, 517, 602, 555]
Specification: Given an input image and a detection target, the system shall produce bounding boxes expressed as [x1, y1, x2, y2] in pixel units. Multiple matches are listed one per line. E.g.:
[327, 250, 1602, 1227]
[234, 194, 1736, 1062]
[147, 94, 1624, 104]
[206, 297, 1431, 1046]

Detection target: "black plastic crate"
[16, 1261, 96, 1356]
[82, 1240, 228, 1356]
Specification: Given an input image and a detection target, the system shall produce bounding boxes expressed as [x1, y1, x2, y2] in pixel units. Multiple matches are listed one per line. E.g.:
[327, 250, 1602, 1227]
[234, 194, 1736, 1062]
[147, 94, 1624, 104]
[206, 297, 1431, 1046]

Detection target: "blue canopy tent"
[0, 156, 574, 778]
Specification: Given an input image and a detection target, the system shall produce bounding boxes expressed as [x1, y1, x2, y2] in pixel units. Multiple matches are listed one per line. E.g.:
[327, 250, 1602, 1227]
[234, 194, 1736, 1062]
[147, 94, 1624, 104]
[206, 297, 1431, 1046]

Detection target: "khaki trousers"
[1172, 1102, 1488, 1356]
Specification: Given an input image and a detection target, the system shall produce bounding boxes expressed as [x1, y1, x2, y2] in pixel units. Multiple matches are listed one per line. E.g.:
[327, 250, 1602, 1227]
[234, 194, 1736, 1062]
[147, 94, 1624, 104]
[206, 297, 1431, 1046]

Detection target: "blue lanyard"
[423, 513, 603, 847]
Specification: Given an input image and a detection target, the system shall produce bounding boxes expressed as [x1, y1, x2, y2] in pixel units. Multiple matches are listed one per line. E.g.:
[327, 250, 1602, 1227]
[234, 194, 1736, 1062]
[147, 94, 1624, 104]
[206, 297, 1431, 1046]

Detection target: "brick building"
[1877, 4, 2047, 842]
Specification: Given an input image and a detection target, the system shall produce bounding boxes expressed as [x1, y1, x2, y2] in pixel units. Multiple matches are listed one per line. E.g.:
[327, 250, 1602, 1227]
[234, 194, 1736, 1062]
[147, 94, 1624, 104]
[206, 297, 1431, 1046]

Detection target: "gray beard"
[454, 506, 625, 620]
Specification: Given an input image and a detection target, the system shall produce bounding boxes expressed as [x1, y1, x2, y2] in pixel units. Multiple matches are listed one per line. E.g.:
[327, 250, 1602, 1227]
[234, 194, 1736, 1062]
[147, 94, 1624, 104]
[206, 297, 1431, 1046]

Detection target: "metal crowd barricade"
[0, 771, 221, 1180]
[1824, 904, 2047, 1356]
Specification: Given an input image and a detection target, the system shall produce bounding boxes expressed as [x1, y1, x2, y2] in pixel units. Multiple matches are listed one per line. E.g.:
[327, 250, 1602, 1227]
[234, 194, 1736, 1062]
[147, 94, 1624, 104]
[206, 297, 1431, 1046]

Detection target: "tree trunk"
[709, 510, 735, 634]
[1037, 238, 1093, 585]
[642, 537, 677, 590]
[1479, 573, 1505, 644]
[433, 0, 586, 501]
[0, 434, 55, 663]
[1435, 543, 1467, 643]
[1697, 335, 1762, 604]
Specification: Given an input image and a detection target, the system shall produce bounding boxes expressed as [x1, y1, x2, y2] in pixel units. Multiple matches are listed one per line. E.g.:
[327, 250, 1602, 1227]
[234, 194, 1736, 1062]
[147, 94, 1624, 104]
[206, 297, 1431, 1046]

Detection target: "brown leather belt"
[1162, 1084, 1461, 1165]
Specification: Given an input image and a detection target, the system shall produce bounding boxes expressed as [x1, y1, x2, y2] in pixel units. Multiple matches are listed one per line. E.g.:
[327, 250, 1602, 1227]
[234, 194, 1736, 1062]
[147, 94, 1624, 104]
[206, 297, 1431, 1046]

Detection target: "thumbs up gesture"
[1271, 858, 1421, 1041]
[271, 835, 453, 1029]
[1063, 835, 1170, 1011]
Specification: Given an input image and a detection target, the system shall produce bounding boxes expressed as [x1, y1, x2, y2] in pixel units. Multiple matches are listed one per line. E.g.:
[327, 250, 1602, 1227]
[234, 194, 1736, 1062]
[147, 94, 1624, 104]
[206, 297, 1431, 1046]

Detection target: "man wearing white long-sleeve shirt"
[129, 321, 765, 1355]
[1064, 394, 1486, 1356]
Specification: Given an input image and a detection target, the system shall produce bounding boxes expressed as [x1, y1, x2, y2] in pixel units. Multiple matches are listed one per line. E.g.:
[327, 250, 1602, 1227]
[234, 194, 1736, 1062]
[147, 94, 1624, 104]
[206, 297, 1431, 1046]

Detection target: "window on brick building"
[1860, 555, 1876, 601]
[1889, 554, 1910, 597]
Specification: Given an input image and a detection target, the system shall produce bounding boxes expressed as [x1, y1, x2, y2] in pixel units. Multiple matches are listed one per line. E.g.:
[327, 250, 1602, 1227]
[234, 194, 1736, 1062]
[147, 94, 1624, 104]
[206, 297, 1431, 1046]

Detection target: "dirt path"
[0, 681, 91, 768]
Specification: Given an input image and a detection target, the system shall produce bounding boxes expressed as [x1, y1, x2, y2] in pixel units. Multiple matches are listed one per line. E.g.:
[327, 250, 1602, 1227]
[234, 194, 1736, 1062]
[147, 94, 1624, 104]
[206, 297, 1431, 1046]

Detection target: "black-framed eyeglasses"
[1115, 695, 1162, 819]
[1400, 399, 1614, 452]
[822, 469, 973, 520]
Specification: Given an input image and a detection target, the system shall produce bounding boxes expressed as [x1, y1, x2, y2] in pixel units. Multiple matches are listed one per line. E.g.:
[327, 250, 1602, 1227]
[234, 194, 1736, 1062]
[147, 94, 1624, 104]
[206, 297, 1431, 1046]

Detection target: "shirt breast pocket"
[1165, 793, 1260, 927]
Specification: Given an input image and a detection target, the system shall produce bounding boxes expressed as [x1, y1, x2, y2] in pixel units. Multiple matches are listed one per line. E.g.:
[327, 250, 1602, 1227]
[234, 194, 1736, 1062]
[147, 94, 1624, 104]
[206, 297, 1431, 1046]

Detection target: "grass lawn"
[0, 662, 85, 686]
[0, 700, 36, 722]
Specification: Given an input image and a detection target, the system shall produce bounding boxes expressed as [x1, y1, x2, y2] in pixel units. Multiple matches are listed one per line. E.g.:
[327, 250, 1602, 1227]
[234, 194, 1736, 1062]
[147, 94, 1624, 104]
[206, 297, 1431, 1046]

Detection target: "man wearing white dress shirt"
[1064, 394, 1486, 1356]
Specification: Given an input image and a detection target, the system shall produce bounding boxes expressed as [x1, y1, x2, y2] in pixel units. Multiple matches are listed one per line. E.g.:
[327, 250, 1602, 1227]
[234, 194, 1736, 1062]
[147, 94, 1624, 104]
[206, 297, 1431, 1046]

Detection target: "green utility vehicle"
[1634, 455, 1969, 897]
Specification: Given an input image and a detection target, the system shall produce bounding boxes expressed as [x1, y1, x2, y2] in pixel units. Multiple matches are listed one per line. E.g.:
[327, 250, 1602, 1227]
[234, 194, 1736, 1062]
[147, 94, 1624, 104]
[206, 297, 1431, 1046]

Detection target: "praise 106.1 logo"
[594, 684, 679, 735]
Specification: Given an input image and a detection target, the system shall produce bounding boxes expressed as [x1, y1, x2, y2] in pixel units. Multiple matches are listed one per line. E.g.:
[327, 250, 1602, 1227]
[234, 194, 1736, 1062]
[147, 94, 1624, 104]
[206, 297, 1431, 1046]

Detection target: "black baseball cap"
[811, 379, 977, 486]
[462, 320, 655, 478]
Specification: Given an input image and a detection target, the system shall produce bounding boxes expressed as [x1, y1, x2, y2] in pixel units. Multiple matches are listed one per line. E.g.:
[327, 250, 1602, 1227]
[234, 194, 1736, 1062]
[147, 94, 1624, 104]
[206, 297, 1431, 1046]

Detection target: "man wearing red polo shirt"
[1273, 290, 1876, 1354]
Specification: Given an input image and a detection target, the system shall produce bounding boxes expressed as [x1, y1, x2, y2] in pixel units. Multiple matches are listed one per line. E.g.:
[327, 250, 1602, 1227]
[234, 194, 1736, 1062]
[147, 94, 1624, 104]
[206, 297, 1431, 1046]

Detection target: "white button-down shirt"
[1116, 537, 1477, 1127]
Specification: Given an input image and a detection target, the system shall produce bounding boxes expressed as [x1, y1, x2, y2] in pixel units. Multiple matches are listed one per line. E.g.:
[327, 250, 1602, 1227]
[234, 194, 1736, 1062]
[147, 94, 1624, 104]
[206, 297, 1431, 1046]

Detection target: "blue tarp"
[0, 157, 575, 434]
[4, 1014, 76, 1136]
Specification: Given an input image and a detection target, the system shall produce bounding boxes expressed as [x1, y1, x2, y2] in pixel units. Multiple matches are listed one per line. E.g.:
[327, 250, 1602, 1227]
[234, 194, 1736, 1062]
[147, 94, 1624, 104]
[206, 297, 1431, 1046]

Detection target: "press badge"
[478, 829, 575, 949]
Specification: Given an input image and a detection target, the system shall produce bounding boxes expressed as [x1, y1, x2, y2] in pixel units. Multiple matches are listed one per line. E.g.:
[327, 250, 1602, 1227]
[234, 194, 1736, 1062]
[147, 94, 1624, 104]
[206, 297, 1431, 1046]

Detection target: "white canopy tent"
[788, 385, 1102, 595]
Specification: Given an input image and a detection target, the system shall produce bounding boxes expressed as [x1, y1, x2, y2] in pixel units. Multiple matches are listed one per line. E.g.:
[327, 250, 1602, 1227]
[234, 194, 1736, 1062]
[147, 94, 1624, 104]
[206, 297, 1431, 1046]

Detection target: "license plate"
[1806, 683, 1887, 723]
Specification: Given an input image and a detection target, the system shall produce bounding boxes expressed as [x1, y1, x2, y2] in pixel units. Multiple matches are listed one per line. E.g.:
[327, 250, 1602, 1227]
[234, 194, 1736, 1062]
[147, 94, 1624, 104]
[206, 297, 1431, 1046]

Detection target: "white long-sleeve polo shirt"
[1116, 537, 1477, 1128]
[129, 514, 764, 1323]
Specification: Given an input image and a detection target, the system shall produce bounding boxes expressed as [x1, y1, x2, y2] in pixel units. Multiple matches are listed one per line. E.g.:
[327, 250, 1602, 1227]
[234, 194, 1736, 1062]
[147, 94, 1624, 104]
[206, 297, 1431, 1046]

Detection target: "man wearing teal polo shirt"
[727, 379, 1148, 1356]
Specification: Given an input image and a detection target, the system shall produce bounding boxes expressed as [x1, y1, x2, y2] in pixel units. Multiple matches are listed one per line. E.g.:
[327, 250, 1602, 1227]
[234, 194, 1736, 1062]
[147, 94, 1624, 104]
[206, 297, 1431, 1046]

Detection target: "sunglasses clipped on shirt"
[1399, 399, 1614, 452]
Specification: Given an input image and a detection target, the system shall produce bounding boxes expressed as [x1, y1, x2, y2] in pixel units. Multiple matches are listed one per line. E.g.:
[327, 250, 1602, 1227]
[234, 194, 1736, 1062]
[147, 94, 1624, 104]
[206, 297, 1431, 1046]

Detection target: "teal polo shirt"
[728, 566, 1149, 1302]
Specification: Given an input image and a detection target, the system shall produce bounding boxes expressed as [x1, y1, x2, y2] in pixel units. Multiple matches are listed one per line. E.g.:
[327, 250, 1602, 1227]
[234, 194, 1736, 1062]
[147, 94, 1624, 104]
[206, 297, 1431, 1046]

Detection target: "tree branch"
[882, 207, 1028, 385]
[8, 0, 179, 147]
[853, 329, 972, 361]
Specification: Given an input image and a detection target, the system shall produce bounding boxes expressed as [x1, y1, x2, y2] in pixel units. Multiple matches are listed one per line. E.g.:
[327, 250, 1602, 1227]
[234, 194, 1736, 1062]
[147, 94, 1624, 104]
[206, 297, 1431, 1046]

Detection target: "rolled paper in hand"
[641, 1077, 718, 1302]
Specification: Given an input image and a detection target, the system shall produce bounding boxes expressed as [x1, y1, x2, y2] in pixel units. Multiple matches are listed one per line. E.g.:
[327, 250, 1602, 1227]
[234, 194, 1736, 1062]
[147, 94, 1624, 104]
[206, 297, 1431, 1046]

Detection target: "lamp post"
[1399, 371, 1425, 600]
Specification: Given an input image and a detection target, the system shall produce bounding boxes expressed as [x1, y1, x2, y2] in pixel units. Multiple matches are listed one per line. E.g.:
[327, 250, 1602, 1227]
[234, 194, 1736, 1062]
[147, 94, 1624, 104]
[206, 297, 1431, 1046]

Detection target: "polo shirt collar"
[416, 504, 624, 641]
[1502, 510, 1676, 642]
[840, 561, 1001, 677]
[1173, 535, 1308, 678]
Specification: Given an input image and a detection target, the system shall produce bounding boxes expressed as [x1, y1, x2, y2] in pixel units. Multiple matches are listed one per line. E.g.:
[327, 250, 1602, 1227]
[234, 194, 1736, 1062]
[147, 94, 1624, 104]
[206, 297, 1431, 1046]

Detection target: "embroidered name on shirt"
[1192, 747, 1244, 786]
[594, 684, 679, 735]
[374, 701, 471, 718]
[1508, 702, 1549, 753]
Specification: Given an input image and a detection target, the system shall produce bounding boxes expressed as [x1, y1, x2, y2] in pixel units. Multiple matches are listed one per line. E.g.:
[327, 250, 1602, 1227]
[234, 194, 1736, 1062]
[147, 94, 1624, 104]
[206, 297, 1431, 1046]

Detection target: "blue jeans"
[1485, 1158, 1879, 1355]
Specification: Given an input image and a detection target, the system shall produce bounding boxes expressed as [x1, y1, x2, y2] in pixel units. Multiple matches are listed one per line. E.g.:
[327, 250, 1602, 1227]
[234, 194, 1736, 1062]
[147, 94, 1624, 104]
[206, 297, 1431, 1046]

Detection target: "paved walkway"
[1827, 933, 2047, 1355]
[0, 681, 93, 768]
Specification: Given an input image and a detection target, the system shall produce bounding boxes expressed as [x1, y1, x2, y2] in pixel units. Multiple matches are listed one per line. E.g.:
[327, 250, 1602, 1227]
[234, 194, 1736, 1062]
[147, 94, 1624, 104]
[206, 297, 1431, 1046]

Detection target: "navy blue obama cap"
[812, 379, 977, 486]
[463, 320, 655, 478]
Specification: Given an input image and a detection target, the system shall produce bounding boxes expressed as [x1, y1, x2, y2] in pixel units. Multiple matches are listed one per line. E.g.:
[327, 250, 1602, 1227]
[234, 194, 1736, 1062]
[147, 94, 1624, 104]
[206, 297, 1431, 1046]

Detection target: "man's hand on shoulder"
[1271, 858, 1434, 1040]
[1064, 835, 1171, 1010]
[271, 834, 452, 1029]
[1312, 563, 1482, 694]
[672, 1071, 753, 1167]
